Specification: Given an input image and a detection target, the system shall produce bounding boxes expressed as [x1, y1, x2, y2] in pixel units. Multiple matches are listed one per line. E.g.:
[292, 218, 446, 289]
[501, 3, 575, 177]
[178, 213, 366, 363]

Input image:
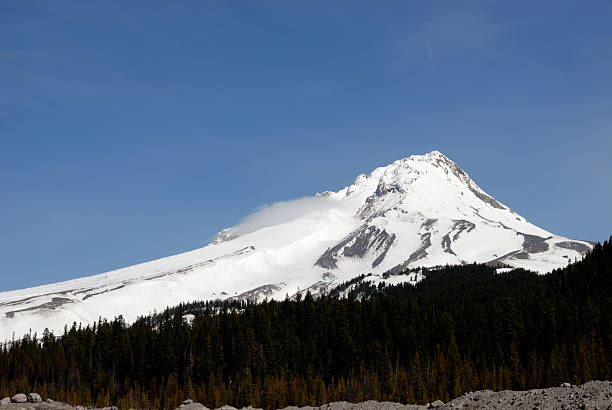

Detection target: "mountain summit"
[0, 151, 592, 339]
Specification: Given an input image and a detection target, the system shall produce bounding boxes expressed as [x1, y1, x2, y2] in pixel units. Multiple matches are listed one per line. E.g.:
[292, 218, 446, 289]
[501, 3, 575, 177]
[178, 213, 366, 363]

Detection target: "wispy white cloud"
[231, 196, 338, 236]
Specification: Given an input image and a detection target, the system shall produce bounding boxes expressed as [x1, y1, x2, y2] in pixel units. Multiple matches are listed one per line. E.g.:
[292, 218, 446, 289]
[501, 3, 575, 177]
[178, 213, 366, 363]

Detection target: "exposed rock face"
[291, 280, 336, 300]
[356, 180, 406, 219]
[0, 398, 11, 406]
[228, 283, 286, 303]
[211, 228, 241, 245]
[315, 224, 396, 269]
[314, 151, 593, 279]
[556, 241, 591, 254]
[521, 233, 551, 253]
[4, 297, 74, 319]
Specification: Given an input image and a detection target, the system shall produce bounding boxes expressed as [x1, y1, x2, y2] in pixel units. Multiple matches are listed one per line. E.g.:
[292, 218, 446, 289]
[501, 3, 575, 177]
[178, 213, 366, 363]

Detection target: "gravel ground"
[1, 380, 610, 409]
[176, 381, 612, 409]
[442, 380, 612, 410]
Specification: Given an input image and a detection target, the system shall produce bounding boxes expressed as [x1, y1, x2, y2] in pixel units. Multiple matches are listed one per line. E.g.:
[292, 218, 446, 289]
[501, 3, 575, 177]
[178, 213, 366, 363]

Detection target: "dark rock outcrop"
[315, 224, 396, 269]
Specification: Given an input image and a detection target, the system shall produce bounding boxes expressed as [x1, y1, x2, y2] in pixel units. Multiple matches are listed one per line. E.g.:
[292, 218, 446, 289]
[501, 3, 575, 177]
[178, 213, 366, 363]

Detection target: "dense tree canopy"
[1, 238, 610, 409]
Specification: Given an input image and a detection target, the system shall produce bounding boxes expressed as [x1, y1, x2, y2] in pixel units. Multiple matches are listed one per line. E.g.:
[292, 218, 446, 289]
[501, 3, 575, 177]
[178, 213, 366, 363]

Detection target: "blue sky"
[1, 2, 611, 290]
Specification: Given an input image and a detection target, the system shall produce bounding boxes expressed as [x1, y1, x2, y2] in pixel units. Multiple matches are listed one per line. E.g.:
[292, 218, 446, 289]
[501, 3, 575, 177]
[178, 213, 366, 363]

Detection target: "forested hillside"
[1, 238, 610, 410]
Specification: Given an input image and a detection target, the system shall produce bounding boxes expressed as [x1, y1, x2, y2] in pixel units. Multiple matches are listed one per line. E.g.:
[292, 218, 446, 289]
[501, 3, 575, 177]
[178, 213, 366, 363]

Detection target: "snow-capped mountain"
[0, 151, 592, 340]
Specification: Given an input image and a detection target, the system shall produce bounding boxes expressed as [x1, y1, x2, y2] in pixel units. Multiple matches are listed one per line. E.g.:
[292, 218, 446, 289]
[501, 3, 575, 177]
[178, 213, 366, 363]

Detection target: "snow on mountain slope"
[0, 151, 592, 340]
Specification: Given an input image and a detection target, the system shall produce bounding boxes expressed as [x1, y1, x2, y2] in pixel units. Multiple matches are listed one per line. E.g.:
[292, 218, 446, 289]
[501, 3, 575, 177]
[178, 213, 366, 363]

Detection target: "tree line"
[0, 238, 610, 409]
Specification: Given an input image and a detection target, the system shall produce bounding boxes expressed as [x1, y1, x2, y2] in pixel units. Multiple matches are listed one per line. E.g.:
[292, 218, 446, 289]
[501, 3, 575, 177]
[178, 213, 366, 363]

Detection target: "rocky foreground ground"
[1, 381, 611, 410]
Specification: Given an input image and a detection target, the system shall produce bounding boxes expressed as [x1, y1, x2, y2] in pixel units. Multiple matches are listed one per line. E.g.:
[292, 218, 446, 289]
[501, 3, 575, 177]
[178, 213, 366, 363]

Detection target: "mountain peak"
[369, 150, 462, 180]
[419, 149, 449, 161]
[347, 150, 502, 217]
[0, 151, 593, 340]
[388, 150, 506, 211]
[398, 149, 451, 164]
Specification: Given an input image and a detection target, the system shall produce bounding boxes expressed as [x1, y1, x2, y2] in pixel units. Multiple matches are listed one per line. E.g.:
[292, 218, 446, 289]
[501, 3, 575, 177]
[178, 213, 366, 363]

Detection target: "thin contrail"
[425, 41, 434, 63]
